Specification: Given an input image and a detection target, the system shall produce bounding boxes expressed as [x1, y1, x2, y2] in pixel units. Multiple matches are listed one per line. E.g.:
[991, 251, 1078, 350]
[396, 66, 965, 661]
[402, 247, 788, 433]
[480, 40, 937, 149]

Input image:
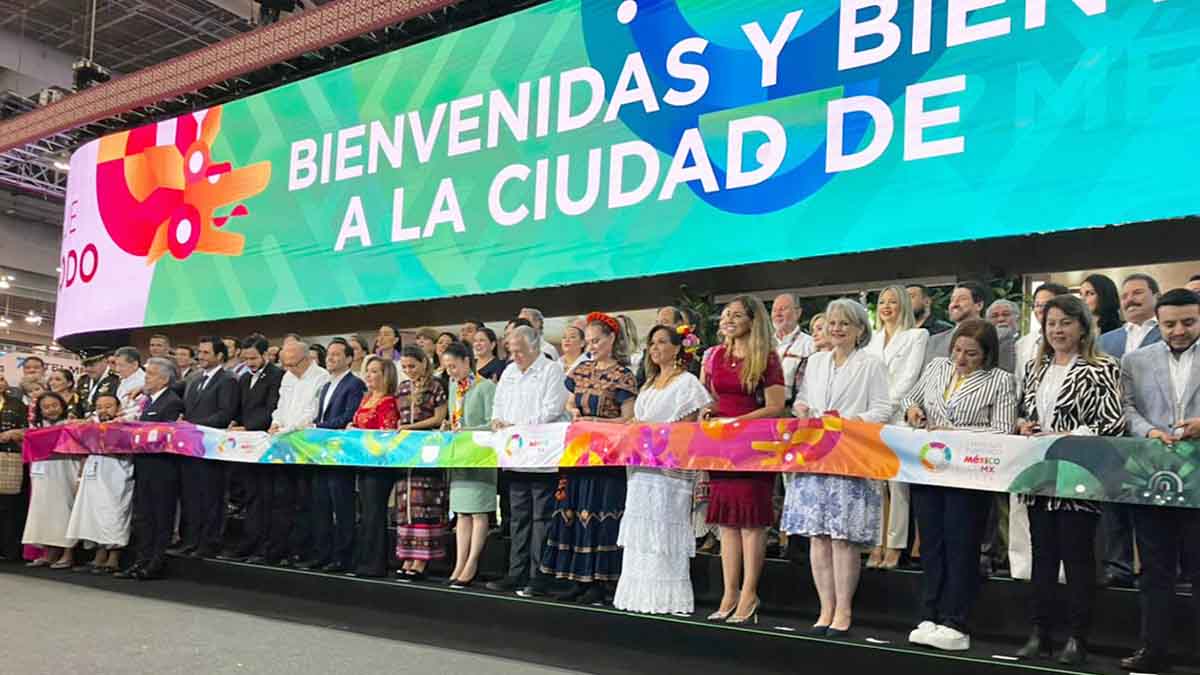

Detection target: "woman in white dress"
[783, 299, 893, 637]
[864, 285, 928, 569]
[614, 324, 710, 615]
[66, 392, 134, 573]
[22, 392, 82, 569]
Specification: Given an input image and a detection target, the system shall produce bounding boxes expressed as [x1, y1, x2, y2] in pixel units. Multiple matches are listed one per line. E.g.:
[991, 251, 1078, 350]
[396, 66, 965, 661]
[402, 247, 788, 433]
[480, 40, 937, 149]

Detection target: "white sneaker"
[908, 621, 938, 645]
[924, 625, 970, 651]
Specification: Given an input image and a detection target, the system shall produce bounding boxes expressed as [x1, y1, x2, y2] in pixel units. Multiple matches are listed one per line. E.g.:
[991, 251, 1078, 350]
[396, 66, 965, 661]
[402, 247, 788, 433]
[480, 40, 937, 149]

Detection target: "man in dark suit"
[301, 338, 366, 572]
[179, 336, 240, 558]
[1119, 289, 1200, 672]
[1098, 273, 1163, 588]
[116, 358, 185, 580]
[76, 353, 120, 416]
[223, 336, 284, 561]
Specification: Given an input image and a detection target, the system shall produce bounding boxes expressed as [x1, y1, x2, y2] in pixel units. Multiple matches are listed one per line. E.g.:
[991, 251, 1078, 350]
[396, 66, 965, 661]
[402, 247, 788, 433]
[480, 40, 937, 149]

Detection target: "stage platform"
[4, 547, 1196, 675]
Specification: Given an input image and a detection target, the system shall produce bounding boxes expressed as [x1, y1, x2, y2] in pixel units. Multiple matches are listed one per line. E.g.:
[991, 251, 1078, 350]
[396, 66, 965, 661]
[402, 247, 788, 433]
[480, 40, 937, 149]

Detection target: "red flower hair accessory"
[675, 324, 702, 363]
[586, 312, 622, 337]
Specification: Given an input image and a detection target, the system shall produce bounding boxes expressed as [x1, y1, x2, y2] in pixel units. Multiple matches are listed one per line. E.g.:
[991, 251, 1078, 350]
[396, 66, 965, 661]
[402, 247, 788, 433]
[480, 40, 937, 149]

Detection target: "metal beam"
[0, 0, 459, 154]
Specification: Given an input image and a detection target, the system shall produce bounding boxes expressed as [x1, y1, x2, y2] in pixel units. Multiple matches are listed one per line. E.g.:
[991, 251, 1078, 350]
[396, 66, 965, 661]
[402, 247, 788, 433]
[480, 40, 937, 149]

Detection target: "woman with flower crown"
[541, 312, 638, 606]
[613, 323, 710, 615]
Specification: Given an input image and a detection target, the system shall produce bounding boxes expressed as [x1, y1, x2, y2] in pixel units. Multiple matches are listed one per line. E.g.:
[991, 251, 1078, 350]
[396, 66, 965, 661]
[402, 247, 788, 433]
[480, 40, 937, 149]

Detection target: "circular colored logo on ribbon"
[920, 441, 952, 473]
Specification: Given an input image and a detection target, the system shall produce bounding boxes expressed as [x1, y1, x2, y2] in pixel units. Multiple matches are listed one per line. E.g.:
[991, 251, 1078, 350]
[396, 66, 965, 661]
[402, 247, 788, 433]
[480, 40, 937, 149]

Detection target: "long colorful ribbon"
[22, 418, 1198, 508]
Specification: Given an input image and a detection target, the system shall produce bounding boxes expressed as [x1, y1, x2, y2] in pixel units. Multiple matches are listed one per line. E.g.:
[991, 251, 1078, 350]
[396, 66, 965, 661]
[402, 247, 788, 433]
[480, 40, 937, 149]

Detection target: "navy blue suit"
[131, 389, 186, 575]
[311, 372, 367, 568]
[1096, 323, 1162, 582]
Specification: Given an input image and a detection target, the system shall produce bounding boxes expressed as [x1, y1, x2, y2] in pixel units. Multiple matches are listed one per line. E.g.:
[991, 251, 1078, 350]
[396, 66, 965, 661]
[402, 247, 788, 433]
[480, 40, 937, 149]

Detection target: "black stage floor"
[4, 552, 1196, 675]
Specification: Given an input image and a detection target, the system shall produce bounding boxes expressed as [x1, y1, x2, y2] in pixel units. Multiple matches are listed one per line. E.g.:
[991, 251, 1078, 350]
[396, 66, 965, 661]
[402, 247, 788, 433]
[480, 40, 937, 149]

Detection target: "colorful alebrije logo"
[95, 106, 271, 263]
[503, 434, 523, 458]
[920, 441, 952, 472]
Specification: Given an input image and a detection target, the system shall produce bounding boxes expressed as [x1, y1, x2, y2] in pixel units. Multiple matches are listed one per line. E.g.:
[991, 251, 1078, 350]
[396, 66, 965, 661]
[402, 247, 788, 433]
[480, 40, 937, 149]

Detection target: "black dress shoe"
[320, 562, 348, 574]
[579, 584, 607, 606]
[1016, 632, 1052, 659]
[134, 567, 165, 581]
[450, 578, 474, 589]
[176, 545, 197, 557]
[218, 552, 249, 562]
[245, 555, 267, 565]
[296, 559, 326, 570]
[112, 565, 143, 579]
[552, 582, 587, 602]
[1102, 573, 1136, 589]
[1121, 648, 1170, 672]
[1058, 637, 1086, 665]
[485, 577, 522, 593]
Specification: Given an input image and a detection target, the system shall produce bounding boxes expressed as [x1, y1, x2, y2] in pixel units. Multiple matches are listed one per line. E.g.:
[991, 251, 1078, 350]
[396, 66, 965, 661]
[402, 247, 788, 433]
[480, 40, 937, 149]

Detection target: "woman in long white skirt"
[22, 393, 81, 569]
[66, 393, 134, 572]
[614, 325, 710, 615]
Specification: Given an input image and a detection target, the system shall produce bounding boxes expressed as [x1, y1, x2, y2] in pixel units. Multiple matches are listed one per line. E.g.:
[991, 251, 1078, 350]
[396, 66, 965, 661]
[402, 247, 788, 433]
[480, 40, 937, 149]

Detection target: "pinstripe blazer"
[901, 358, 1016, 434]
[1019, 354, 1125, 512]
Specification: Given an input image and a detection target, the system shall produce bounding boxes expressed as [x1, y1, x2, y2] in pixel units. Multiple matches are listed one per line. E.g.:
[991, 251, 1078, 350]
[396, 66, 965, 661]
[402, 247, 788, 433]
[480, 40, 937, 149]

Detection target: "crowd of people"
[1, 273, 1199, 671]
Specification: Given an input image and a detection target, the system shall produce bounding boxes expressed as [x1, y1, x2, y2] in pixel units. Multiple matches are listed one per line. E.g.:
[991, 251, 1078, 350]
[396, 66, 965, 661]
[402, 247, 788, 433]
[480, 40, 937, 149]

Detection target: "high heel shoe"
[726, 601, 759, 625]
[706, 606, 736, 621]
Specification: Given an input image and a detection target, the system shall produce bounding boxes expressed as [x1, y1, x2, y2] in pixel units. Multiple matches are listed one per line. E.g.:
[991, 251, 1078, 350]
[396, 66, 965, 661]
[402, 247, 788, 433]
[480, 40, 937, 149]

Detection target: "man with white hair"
[486, 325, 568, 598]
[266, 339, 330, 565]
[115, 357, 185, 580]
[519, 307, 560, 361]
[772, 293, 815, 408]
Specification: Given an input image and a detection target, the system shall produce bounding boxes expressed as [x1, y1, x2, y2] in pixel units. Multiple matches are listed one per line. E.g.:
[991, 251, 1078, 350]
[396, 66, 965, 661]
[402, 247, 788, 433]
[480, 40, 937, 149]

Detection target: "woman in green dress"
[442, 341, 497, 588]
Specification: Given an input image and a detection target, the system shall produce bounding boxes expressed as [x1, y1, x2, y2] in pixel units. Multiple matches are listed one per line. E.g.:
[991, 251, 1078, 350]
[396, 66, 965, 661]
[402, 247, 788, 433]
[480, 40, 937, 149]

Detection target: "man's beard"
[993, 324, 1015, 341]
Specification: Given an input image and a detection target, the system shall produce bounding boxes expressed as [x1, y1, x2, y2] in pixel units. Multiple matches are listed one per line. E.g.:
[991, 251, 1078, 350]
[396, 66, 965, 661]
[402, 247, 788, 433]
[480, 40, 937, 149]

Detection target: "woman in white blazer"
[783, 298, 893, 637]
[864, 285, 928, 569]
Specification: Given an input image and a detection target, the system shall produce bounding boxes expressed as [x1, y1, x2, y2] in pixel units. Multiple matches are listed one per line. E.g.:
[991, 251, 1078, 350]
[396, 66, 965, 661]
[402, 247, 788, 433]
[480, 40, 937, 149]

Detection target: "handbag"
[0, 452, 22, 495]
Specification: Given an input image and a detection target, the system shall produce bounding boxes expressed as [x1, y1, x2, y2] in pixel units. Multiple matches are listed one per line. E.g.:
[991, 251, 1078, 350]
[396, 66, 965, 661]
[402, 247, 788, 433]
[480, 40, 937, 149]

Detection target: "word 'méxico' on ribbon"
[22, 417, 1200, 509]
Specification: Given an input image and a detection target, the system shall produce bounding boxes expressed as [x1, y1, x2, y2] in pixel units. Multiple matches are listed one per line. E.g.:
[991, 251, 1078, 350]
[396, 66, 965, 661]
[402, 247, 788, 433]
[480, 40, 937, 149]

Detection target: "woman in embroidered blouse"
[348, 357, 400, 578]
[559, 324, 588, 375]
[22, 392, 81, 569]
[542, 312, 637, 606]
[700, 295, 786, 625]
[614, 324, 710, 615]
[865, 285, 929, 569]
[1014, 295, 1123, 666]
[785, 298, 892, 637]
[901, 319, 1017, 652]
[394, 345, 449, 579]
[0, 385, 27, 562]
[442, 341, 497, 588]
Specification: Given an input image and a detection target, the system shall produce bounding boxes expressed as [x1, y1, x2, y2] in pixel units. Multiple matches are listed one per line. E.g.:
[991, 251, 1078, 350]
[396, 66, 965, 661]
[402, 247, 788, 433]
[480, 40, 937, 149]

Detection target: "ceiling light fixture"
[25, 309, 43, 325]
[0, 274, 12, 289]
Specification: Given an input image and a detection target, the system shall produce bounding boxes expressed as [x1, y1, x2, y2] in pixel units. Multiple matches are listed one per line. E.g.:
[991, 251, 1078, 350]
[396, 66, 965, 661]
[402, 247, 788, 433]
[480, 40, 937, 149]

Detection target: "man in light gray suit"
[925, 281, 1015, 374]
[1118, 288, 1200, 673]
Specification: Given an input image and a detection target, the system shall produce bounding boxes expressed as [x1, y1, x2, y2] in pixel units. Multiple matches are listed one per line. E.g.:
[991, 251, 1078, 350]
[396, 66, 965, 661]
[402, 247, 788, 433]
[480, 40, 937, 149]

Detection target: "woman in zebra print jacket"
[1014, 295, 1125, 666]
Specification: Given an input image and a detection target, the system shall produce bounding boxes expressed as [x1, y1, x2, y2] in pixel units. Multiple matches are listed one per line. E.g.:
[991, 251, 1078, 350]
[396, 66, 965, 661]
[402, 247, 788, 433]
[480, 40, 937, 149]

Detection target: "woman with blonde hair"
[810, 313, 832, 352]
[785, 298, 893, 637]
[864, 286, 928, 568]
[700, 295, 786, 624]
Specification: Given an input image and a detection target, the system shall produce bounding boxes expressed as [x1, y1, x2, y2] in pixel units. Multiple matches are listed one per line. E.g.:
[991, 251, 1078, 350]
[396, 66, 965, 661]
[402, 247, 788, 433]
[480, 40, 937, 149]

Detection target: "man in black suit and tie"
[223, 336, 284, 561]
[116, 358, 185, 580]
[179, 336, 240, 558]
[301, 338, 366, 572]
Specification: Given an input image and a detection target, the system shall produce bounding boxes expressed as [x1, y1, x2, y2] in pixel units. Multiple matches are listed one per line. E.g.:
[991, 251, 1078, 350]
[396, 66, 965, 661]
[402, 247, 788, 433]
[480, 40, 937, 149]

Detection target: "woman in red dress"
[349, 357, 400, 578]
[700, 295, 786, 625]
